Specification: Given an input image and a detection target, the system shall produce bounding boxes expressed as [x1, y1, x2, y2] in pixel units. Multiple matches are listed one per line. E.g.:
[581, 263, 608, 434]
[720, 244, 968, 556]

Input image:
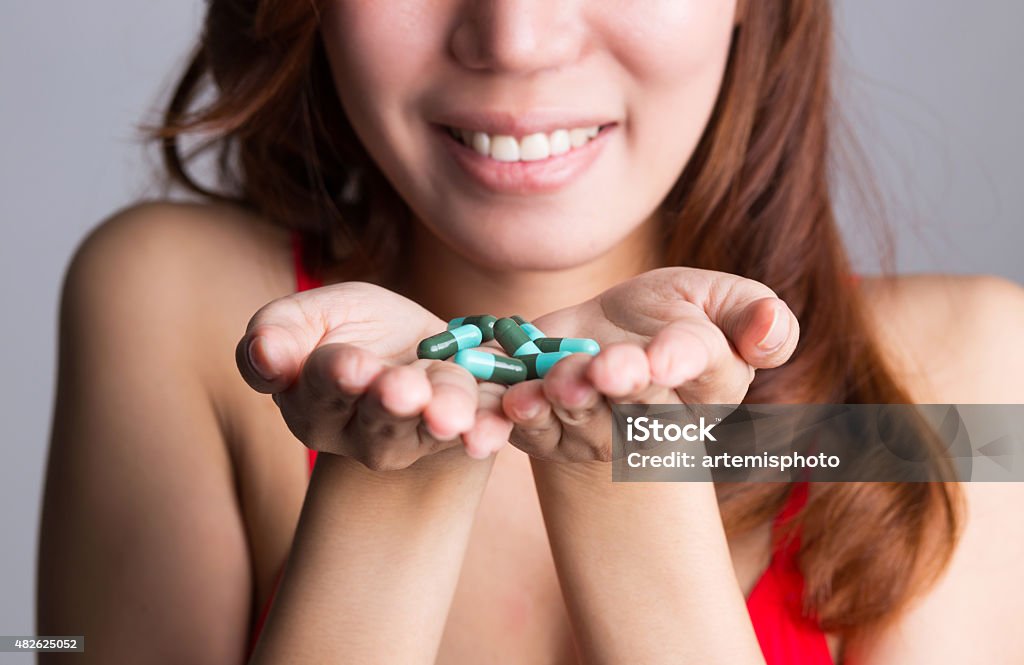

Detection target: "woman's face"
[320, 1, 738, 271]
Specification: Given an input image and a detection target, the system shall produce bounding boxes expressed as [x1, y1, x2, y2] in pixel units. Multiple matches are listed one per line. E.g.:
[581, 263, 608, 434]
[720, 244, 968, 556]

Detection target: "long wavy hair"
[153, 0, 962, 644]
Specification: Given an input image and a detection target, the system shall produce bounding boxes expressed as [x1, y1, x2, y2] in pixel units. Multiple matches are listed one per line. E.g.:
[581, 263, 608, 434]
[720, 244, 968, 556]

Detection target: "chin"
[449, 225, 621, 273]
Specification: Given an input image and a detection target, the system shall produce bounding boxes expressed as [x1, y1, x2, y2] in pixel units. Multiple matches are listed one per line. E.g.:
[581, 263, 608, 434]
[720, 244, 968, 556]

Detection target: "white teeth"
[519, 133, 550, 161]
[448, 124, 603, 161]
[549, 129, 571, 156]
[489, 135, 520, 162]
[568, 128, 590, 148]
[471, 131, 490, 156]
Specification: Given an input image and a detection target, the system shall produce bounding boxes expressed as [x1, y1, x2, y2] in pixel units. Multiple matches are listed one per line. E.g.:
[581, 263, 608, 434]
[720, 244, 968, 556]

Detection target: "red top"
[245, 230, 837, 664]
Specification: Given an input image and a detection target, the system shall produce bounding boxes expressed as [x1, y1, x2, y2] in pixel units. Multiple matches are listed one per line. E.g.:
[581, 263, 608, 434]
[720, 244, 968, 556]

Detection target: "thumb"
[236, 300, 325, 394]
[721, 296, 800, 369]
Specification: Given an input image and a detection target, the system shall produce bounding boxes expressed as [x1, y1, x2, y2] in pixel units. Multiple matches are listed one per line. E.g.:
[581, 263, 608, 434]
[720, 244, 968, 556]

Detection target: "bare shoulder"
[845, 273, 1024, 663]
[67, 199, 295, 306]
[64, 200, 297, 381]
[858, 272, 1024, 403]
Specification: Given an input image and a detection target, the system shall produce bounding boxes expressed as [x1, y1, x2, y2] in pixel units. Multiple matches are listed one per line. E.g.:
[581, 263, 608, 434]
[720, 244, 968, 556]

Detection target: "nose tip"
[450, 2, 583, 75]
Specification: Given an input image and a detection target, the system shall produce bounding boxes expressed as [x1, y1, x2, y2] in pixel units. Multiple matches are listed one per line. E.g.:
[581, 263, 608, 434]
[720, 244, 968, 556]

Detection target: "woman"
[39, 0, 1024, 663]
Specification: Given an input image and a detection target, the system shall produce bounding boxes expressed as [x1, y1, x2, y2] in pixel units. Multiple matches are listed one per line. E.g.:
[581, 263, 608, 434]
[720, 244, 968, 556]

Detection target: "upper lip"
[432, 109, 617, 136]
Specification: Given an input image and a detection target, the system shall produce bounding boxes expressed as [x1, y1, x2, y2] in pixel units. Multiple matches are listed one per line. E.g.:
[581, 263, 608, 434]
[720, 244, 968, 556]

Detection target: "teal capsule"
[535, 337, 601, 355]
[493, 317, 542, 357]
[447, 315, 497, 342]
[519, 352, 573, 379]
[417, 324, 483, 360]
[511, 315, 545, 341]
[453, 349, 527, 385]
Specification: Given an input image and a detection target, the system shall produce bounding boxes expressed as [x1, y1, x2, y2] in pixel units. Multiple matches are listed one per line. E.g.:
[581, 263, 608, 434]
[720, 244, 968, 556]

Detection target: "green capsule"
[535, 337, 601, 355]
[447, 315, 497, 342]
[494, 317, 542, 357]
[417, 324, 483, 360]
[519, 352, 573, 379]
[510, 315, 545, 341]
[453, 349, 527, 385]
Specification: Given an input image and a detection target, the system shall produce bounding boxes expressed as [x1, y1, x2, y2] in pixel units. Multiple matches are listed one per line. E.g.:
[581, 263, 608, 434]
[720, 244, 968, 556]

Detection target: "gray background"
[1, 0, 1021, 650]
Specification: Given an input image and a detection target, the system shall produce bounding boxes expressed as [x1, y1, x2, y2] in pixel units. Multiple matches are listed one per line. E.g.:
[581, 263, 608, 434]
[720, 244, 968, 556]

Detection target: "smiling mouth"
[442, 124, 613, 163]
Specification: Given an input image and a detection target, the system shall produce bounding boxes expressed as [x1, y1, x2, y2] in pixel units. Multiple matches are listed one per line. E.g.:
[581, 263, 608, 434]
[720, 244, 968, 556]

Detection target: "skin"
[36, 204, 1024, 659]
[38, 1, 1024, 664]
[39, 204, 1024, 664]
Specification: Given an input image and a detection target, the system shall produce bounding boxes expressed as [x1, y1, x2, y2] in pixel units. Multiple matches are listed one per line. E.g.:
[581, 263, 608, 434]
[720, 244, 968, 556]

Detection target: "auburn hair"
[152, 0, 962, 644]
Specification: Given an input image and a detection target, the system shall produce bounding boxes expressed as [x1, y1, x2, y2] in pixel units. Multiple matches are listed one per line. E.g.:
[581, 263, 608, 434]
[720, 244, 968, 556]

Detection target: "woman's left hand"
[502, 267, 800, 462]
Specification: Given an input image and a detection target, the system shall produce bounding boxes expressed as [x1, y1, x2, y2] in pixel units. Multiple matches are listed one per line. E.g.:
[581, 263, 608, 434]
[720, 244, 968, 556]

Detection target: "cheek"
[608, 1, 736, 78]
[319, 2, 442, 153]
[608, 1, 737, 185]
[322, 0, 440, 82]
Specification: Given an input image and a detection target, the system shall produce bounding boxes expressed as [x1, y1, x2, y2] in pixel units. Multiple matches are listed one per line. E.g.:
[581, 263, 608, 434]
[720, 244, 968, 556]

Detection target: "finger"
[660, 316, 754, 404]
[507, 355, 608, 460]
[541, 354, 615, 461]
[237, 284, 439, 394]
[502, 379, 561, 456]
[463, 382, 514, 459]
[343, 365, 434, 470]
[273, 343, 384, 444]
[292, 341, 383, 404]
[421, 360, 478, 442]
[237, 290, 348, 394]
[586, 343, 669, 403]
[645, 320, 703, 387]
[713, 291, 799, 369]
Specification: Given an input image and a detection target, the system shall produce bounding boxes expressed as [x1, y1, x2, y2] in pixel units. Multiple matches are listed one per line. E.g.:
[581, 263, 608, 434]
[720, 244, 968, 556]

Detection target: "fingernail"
[247, 336, 277, 381]
[756, 304, 789, 352]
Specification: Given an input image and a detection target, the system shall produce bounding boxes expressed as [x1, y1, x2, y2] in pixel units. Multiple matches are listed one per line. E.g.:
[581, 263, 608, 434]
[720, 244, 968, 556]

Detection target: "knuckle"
[559, 406, 601, 427]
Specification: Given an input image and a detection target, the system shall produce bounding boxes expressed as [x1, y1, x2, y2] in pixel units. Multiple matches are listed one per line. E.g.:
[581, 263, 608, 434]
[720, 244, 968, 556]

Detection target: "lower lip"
[435, 124, 614, 195]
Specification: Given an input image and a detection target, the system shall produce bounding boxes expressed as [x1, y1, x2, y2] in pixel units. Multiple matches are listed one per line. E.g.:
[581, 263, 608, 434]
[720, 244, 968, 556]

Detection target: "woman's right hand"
[235, 282, 512, 469]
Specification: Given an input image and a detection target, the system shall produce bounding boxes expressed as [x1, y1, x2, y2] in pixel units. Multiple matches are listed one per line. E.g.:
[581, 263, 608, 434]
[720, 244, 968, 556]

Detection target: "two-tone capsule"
[494, 317, 542, 357]
[447, 315, 497, 342]
[535, 337, 601, 355]
[519, 351, 573, 379]
[417, 324, 483, 360]
[511, 315, 545, 341]
[453, 349, 528, 385]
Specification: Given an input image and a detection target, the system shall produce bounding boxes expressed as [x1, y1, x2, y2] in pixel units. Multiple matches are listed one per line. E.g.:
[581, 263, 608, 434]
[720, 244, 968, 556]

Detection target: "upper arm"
[39, 203, 252, 664]
[848, 274, 1024, 663]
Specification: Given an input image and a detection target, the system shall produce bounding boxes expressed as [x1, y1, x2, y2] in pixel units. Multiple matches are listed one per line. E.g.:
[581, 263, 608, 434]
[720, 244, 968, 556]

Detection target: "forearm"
[250, 449, 493, 664]
[531, 460, 766, 665]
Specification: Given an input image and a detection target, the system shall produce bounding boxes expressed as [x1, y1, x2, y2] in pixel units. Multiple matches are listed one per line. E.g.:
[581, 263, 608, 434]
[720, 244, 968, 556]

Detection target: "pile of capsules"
[416, 315, 601, 385]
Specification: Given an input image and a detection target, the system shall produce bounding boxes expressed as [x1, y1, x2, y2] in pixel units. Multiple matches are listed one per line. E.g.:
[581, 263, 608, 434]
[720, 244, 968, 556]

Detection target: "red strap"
[290, 230, 324, 291]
